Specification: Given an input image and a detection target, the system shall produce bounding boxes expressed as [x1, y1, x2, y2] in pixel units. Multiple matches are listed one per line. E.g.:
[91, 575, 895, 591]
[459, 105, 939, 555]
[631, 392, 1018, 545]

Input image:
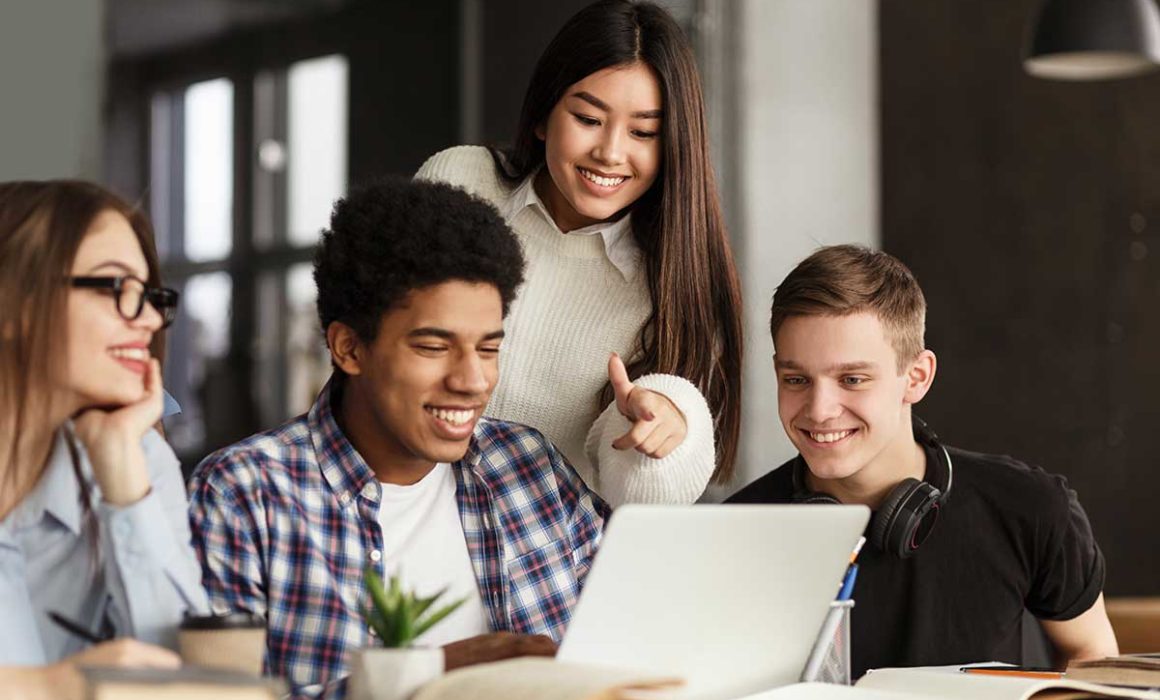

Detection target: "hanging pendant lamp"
[1024, 0, 1160, 80]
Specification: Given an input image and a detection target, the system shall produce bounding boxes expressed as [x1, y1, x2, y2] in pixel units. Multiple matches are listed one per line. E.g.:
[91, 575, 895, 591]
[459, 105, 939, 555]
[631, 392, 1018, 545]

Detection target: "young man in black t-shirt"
[728, 245, 1118, 677]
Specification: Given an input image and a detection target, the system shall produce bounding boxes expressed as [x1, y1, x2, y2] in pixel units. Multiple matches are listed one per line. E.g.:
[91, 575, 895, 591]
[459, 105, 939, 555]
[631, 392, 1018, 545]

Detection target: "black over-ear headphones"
[791, 417, 953, 559]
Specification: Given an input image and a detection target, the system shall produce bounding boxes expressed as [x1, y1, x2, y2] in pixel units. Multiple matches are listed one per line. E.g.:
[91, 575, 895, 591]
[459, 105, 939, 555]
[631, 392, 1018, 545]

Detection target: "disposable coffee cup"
[178, 611, 266, 676]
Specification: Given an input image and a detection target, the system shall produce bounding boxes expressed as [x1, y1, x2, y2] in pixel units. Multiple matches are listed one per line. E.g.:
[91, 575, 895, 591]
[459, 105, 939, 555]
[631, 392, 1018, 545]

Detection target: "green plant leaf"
[388, 572, 402, 608]
[365, 603, 388, 643]
[412, 586, 448, 619]
[413, 596, 467, 640]
[396, 590, 416, 647]
[365, 568, 390, 612]
[362, 569, 466, 648]
[364, 567, 400, 646]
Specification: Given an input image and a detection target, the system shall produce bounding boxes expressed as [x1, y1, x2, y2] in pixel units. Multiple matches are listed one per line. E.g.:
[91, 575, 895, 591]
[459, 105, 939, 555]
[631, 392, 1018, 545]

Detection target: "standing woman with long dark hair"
[418, 0, 743, 505]
[0, 181, 207, 699]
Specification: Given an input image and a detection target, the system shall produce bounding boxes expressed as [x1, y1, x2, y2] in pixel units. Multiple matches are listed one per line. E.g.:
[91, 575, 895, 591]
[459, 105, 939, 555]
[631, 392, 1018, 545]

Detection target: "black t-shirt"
[727, 444, 1105, 678]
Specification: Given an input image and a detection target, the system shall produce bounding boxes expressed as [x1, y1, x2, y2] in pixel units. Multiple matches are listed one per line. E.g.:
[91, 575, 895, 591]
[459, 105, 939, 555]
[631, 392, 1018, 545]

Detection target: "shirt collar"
[309, 378, 378, 508]
[504, 171, 641, 281]
[12, 428, 86, 535]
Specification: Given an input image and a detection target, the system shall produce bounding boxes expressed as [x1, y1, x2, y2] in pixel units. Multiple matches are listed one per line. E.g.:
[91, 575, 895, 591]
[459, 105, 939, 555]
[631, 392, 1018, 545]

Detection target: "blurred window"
[184, 79, 234, 261]
[288, 55, 348, 246]
[149, 55, 347, 469]
[285, 263, 332, 416]
[165, 272, 232, 454]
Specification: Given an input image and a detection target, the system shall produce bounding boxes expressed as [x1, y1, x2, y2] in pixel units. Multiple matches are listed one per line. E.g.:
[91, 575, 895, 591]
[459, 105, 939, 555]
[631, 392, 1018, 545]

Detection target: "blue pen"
[838, 563, 859, 601]
[802, 539, 864, 682]
[834, 536, 864, 601]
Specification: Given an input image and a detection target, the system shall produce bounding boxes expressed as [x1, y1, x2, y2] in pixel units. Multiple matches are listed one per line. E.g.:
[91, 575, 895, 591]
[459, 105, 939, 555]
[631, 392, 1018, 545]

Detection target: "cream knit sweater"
[416, 146, 716, 506]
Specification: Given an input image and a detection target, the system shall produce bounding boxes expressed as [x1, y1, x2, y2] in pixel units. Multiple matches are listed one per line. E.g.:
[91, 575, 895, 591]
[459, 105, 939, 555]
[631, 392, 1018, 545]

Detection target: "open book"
[411, 658, 683, 700]
[741, 668, 1160, 700]
[1068, 655, 1160, 689]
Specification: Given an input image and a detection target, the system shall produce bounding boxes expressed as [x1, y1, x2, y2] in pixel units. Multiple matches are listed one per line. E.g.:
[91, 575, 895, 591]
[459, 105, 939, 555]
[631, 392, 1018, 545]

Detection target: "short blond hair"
[770, 245, 926, 372]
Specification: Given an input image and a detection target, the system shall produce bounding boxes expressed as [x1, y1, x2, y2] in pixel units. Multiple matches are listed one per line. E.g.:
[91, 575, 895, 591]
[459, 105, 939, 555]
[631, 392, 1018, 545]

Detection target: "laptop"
[557, 504, 870, 700]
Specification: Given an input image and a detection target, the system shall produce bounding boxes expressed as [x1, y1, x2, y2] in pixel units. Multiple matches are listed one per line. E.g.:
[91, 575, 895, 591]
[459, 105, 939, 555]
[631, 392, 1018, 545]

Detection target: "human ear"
[534, 122, 546, 141]
[326, 321, 365, 376]
[902, 349, 936, 405]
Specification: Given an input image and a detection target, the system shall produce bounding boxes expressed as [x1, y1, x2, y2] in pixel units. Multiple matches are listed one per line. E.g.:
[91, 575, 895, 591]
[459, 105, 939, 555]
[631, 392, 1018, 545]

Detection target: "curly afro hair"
[313, 177, 525, 343]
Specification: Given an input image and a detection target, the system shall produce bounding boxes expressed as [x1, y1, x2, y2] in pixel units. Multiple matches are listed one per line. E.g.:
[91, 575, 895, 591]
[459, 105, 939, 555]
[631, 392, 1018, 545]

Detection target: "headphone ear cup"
[869, 478, 942, 559]
[869, 478, 921, 557]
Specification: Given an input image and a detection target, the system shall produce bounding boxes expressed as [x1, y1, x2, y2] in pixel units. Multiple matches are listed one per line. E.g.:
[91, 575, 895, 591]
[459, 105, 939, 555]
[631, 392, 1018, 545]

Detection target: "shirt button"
[369, 550, 382, 562]
[339, 492, 351, 505]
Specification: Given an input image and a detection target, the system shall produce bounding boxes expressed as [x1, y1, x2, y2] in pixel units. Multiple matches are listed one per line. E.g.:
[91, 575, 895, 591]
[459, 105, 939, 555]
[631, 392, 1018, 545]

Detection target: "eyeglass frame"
[69, 275, 181, 329]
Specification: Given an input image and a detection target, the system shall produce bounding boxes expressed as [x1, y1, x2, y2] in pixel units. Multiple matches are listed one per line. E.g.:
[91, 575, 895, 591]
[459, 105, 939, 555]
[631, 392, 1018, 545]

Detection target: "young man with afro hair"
[189, 178, 610, 698]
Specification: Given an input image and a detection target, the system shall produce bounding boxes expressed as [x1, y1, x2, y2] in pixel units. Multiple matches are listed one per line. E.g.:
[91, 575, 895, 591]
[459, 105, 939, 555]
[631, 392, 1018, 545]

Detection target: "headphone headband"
[912, 415, 953, 501]
[791, 415, 953, 558]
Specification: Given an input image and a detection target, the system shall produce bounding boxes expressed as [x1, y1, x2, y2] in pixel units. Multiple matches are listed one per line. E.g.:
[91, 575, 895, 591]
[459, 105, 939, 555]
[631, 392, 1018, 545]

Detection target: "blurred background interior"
[1, 0, 1156, 612]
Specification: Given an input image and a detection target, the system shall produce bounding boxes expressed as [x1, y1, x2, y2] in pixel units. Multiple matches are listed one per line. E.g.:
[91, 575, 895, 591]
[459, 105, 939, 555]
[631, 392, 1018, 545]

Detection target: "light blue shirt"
[162, 390, 181, 418]
[0, 427, 207, 665]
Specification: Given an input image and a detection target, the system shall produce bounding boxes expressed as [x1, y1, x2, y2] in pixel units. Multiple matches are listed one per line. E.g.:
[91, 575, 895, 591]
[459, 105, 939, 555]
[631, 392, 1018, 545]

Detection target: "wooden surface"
[1106, 597, 1160, 653]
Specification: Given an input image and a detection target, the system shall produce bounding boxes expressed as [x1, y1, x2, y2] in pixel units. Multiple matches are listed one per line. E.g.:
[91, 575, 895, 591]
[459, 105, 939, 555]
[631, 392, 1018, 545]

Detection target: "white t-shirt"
[375, 463, 489, 646]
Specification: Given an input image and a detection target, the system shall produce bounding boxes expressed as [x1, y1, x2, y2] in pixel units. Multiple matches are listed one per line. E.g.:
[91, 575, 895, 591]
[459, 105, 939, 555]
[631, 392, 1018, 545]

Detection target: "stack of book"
[84, 667, 285, 700]
[1068, 654, 1160, 690]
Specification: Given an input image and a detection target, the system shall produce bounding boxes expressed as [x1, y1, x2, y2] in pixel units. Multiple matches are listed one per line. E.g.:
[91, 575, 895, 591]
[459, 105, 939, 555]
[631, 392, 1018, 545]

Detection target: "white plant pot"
[348, 647, 445, 700]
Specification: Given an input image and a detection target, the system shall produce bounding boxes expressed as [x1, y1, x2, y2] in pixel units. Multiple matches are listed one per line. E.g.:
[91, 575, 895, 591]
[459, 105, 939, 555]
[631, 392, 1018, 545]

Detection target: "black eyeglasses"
[70, 275, 180, 329]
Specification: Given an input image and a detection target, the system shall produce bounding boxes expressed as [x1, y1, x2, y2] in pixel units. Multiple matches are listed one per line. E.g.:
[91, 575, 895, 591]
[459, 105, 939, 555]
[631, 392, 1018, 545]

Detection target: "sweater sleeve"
[583, 373, 716, 507]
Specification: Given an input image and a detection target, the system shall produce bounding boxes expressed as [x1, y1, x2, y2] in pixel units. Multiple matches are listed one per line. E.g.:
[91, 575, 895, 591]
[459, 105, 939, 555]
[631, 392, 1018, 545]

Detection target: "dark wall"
[346, 1, 460, 181]
[880, 0, 1160, 595]
[107, 0, 461, 196]
[479, 0, 592, 145]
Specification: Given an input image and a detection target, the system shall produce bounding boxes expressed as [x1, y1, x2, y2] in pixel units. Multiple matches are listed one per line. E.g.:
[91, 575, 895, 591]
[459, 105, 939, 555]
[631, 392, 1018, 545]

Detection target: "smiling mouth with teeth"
[806, 429, 855, 444]
[578, 167, 627, 188]
[109, 347, 151, 362]
[425, 406, 474, 426]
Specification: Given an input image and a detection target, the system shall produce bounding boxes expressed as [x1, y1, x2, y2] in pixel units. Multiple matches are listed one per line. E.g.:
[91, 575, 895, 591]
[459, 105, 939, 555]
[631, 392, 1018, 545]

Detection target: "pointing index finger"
[608, 352, 635, 401]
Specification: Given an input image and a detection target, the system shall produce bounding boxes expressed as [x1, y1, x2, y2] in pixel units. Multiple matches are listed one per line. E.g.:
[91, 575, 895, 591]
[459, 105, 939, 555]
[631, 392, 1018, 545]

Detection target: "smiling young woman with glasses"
[0, 180, 207, 699]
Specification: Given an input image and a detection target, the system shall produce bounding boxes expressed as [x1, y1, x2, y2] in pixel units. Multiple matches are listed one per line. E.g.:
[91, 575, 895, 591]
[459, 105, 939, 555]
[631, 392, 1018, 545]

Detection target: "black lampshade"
[1025, 0, 1160, 80]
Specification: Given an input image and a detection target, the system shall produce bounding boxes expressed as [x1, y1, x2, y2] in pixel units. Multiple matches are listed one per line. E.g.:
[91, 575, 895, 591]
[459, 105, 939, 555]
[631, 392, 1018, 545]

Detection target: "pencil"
[961, 668, 1063, 680]
[49, 611, 107, 645]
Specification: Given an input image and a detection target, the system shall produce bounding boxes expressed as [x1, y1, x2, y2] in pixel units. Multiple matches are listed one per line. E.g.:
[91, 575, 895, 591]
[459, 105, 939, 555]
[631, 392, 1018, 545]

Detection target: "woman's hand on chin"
[73, 358, 164, 506]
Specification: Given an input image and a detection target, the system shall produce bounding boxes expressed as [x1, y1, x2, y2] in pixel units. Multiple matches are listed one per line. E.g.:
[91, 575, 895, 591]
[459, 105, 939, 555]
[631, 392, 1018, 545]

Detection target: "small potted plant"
[348, 567, 467, 700]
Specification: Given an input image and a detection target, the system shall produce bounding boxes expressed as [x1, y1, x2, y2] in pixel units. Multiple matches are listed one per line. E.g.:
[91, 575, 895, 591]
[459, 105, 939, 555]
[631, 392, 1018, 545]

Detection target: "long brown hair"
[0, 180, 165, 513]
[494, 0, 744, 482]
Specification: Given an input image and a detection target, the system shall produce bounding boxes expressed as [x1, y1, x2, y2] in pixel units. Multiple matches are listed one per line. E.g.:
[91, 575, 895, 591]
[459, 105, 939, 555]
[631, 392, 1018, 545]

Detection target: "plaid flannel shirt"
[187, 380, 609, 698]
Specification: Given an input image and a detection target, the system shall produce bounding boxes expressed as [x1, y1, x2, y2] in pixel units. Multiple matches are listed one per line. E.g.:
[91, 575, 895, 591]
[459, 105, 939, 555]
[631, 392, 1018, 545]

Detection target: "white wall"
[726, 0, 880, 494]
[0, 0, 104, 181]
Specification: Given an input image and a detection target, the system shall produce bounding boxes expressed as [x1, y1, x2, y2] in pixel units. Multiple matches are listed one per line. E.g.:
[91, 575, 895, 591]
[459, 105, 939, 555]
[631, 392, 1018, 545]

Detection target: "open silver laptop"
[557, 504, 870, 700]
